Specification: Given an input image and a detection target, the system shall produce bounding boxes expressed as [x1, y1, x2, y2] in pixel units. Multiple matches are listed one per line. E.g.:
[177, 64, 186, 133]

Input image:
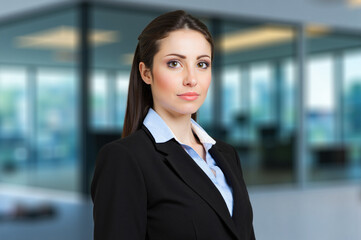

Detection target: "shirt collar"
[143, 108, 216, 149]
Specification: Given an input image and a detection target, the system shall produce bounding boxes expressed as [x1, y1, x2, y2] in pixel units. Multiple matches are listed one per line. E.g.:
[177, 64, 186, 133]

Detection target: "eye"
[197, 61, 210, 69]
[167, 60, 181, 68]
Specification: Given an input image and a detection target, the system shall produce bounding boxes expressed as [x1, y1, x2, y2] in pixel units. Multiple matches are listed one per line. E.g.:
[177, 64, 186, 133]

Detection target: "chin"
[160, 102, 202, 117]
[179, 107, 200, 116]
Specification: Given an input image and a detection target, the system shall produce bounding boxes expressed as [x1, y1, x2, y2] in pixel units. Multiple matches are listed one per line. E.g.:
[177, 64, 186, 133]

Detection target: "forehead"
[156, 29, 211, 56]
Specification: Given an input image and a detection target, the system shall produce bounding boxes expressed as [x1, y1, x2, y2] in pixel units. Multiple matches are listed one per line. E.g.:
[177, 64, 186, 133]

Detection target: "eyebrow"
[165, 53, 211, 60]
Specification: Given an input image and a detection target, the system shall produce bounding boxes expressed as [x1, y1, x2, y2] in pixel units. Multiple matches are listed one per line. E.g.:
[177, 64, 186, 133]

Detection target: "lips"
[177, 92, 199, 96]
[177, 92, 199, 101]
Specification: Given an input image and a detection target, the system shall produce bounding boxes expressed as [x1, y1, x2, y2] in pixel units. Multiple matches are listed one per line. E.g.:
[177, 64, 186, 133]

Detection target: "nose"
[183, 65, 197, 87]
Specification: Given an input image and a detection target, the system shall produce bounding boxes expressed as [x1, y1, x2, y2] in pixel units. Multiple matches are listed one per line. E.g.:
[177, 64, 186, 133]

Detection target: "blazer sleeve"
[91, 142, 147, 240]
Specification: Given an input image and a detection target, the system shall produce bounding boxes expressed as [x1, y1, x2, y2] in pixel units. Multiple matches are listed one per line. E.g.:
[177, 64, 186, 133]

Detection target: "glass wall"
[90, 8, 160, 131]
[343, 49, 361, 179]
[1, 3, 361, 193]
[0, 66, 28, 185]
[0, 8, 80, 191]
[87, 8, 160, 184]
[306, 27, 361, 181]
[217, 22, 297, 185]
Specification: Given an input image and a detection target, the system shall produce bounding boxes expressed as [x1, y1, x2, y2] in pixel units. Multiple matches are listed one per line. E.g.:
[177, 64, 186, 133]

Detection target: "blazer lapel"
[142, 125, 240, 240]
[209, 144, 249, 238]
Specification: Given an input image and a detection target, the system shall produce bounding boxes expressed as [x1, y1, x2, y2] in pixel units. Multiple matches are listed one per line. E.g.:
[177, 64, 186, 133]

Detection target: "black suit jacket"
[91, 124, 255, 240]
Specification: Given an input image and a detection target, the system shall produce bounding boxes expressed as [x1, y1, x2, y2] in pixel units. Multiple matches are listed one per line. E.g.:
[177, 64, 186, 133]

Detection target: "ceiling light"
[348, 0, 361, 8]
[121, 53, 134, 65]
[16, 26, 118, 50]
[306, 24, 332, 36]
[218, 24, 331, 53]
[218, 26, 295, 52]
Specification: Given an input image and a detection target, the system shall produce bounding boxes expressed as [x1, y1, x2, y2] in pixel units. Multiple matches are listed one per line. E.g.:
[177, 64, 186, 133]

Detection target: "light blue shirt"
[143, 108, 234, 216]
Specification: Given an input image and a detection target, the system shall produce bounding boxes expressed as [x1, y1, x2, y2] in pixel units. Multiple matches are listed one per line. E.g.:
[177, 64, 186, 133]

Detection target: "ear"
[139, 62, 152, 85]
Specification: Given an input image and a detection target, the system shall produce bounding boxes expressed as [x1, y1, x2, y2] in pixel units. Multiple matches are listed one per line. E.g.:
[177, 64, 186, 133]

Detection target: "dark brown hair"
[122, 10, 214, 138]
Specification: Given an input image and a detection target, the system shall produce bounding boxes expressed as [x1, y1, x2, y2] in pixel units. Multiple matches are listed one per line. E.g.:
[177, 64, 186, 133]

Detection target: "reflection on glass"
[343, 49, 361, 176]
[281, 59, 296, 134]
[91, 71, 109, 128]
[35, 68, 79, 190]
[221, 66, 242, 140]
[0, 66, 28, 185]
[0, 67, 28, 136]
[116, 72, 129, 128]
[250, 62, 274, 131]
[344, 50, 361, 142]
[306, 54, 335, 145]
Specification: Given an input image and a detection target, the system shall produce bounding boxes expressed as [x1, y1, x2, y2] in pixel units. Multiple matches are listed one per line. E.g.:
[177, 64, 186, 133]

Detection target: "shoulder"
[91, 128, 151, 195]
[94, 128, 154, 170]
[212, 137, 242, 169]
[91, 129, 150, 204]
[98, 127, 152, 155]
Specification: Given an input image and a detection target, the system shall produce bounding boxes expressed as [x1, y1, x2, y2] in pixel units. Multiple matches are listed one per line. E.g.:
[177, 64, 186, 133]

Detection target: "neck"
[153, 107, 198, 146]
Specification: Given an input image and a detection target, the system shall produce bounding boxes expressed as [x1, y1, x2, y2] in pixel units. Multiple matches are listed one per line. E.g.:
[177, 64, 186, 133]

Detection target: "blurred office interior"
[0, 0, 361, 239]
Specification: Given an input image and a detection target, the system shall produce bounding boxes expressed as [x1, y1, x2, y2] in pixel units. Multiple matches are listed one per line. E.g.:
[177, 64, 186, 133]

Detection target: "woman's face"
[139, 29, 212, 119]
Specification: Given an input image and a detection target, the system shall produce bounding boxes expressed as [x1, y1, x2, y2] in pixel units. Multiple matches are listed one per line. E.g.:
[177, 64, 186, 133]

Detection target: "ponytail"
[122, 44, 153, 138]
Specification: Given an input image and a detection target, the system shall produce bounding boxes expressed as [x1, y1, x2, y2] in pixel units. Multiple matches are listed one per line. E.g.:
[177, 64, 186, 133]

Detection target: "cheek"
[202, 72, 212, 91]
[153, 69, 177, 93]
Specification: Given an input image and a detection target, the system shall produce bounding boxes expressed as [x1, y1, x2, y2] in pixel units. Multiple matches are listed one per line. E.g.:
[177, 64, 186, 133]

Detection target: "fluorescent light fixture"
[121, 53, 134, 65]
[218, 24, 331, 53]
[306, 24, 332, 36]
[54, 50, 75, 62]
[348, 0, 361, 8]
[218, 26, 294, 52]
[16, 26, 118, 50]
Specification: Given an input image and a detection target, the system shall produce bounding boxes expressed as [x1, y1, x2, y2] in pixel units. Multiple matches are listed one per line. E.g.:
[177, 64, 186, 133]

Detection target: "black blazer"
[91, 124, 255, 240]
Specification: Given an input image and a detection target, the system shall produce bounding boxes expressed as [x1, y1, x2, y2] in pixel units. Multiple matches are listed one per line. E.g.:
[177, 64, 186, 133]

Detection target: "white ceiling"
[1, 0, 361, 31]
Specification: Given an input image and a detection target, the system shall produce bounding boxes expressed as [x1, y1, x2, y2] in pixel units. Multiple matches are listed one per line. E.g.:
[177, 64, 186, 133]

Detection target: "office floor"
[251, 183, 361, 240]
[0, 185, 93, 240]
[0, 183, 360, 240]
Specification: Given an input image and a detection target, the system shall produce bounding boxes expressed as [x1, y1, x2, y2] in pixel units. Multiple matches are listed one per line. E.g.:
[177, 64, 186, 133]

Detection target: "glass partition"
[0, 8, 80, 191]
[217, 22, 297, 185]
[0, 66, 28, 185]
[90, 8, 159, 131]
[306, 27, 361, 182]
[1, 4, 361, 192]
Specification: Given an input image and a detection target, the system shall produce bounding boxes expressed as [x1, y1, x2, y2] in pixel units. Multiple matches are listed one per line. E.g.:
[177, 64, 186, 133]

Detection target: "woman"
[91, 10, 255, 240]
